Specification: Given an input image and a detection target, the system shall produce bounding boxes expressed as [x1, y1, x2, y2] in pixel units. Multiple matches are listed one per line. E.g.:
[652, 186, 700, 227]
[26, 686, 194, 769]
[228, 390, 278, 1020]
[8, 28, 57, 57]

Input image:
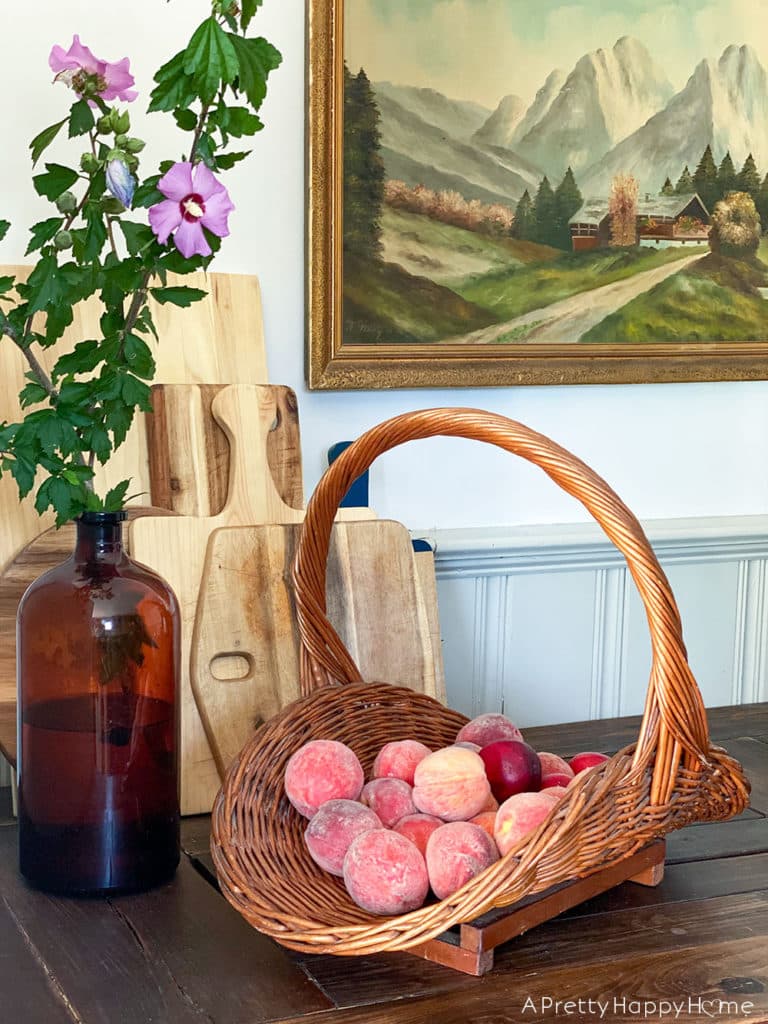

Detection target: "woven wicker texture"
[212, 408, 751, 956]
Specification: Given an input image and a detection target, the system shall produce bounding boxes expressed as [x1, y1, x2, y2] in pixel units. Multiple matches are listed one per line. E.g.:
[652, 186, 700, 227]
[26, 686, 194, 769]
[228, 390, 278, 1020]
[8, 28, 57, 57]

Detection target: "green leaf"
[241, 0, 262, 30]
[52, 340, 102, 380]
[118, 220, 156, 256]
[82, 423, 112, 464]
[150, 286, 207, 307]
[24, 255, 65, 314]
[35, 476, 75, 526]
[121, 374, 151, 409]
[148, 50, 197, 113]
[103, 400, 134, 449]
[33, 164, 80, 202]
[228, 34, 282, 110]
[25, 217, 64, 256]
[216, 150, 251, 171]
[0, 220, 9, 242]
[19, 382, 48, 408]
[104, 479, 130, 511]
[0, 275, 15, 295]
[133, 176, 163, 209]
[10, 454, 37, 498]
[43, 302, 75, 347]
[83, 205, 108, 262]
[29, 118, 68, 167]
[68, 99, 95, 138]
[184, 18, 239, 103]
[123, 334, 156, 380]
[174, 108, 198, 131]
[222, 106, 263, 138]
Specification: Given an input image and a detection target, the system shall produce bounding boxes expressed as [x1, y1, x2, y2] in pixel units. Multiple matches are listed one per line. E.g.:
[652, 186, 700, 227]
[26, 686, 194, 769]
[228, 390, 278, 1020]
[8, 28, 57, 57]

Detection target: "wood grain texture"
[147, 383, 303, 516]
[0, 508, 176, 768]
[0, 827, 330, 1024]
[131, 385, 307, 815]
[192, 521, 442, 781]
[0, 266, 267, 577]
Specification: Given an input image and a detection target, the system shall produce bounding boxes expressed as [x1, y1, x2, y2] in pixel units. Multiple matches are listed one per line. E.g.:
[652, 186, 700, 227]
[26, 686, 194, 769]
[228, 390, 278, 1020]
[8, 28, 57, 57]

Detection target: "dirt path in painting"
[449, 251, 706, 345]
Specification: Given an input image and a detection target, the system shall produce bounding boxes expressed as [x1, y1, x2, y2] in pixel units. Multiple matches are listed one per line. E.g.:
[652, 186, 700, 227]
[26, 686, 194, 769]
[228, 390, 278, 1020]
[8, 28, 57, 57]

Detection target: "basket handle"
[292, 408, 710, 802]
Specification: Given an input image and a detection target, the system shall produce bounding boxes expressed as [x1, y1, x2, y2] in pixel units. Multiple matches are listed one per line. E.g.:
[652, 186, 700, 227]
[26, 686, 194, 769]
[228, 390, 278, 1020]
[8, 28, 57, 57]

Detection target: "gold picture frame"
[306, 0, 768, 389]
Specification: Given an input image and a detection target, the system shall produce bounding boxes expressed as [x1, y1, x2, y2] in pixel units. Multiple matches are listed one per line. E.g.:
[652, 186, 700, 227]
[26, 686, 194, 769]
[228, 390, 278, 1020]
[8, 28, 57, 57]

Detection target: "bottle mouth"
[78, 511, 128, 525]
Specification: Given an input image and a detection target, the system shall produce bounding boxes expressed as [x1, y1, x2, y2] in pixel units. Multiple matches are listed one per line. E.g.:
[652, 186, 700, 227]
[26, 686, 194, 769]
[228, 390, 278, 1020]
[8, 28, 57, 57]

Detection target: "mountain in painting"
[513, 36, 675, 182]
[581, 44, 768, 197]
[475, 70, 566, 150]
[473, 93, 527, 148]
[373, 82, 490, 141]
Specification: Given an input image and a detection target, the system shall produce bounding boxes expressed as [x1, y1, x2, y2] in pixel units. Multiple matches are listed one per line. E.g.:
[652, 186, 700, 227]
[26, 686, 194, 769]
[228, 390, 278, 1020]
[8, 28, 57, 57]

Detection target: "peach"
[412, 746, 491, 822]
[480, 791, 499, 812]
[343, 828, 429, 915]
[426, 822, 499, 900]
[456, 713, 523, 748]
[453, 741, 481, 752]
[569, 751, 611, 774]
[360, 778, 416, 828]
[469, 811, 497, 841]
[304, 799, 382, 876]
[393, 813, 443, 856]
[372, 740, 432, 785]
[542, 786, 568, 801]
[494, 792, 557, 856]
[284, 740, 364, 818]
[539, 752, 575, 789]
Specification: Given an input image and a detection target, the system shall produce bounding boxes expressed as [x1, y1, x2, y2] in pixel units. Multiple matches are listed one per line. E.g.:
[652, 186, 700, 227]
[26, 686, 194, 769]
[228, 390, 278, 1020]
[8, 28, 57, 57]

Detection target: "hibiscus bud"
[96, 115, 112, 134]
[124, 138, 145, 154]
[114, 111, 130, 135]
[56, 191, 77, 214]
[102, 198, 126, 215]
[105, 158, 135, 208]
[54, 230, 73, 250]
[80, 153, 100, 172]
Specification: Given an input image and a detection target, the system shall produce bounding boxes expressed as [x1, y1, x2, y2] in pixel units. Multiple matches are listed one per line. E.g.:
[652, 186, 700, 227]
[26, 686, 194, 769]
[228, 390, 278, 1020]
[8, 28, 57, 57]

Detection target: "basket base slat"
[407, 840, 666, 977]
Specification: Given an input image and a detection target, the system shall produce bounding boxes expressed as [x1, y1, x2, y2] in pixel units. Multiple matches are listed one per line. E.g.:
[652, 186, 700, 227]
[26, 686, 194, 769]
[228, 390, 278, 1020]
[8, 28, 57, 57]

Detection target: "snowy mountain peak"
[473, 93, 527, 148]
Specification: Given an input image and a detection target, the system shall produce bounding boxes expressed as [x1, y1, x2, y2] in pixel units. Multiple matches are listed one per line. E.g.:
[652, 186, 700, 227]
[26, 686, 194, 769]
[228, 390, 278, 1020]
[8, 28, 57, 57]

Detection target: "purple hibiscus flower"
[49, 35, 137, 102]
[148, 162, 235, 259]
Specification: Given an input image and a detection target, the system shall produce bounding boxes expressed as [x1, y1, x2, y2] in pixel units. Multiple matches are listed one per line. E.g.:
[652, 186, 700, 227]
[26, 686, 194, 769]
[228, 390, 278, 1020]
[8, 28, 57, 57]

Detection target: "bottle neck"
[74, 513, 126, 566]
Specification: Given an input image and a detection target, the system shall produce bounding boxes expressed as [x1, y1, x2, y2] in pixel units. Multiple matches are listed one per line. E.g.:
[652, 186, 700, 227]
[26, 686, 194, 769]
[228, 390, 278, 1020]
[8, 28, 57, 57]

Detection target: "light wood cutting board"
[191, 520, 443, 781]
[147, 383, 303, 517]
[130, 385, 309, 814]
[0, 267, 267, 575]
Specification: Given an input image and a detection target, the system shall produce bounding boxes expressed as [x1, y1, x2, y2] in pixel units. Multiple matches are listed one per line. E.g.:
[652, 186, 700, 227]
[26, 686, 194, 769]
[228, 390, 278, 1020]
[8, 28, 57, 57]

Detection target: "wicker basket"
[211, 408, 750, 957]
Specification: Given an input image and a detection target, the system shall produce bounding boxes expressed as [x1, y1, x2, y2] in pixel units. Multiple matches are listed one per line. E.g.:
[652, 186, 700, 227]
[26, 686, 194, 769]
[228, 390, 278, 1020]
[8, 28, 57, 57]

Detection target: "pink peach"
[304, 799, 382, 876]
[372, 740, 432, 785]
[456, 713, 523, 748]
[426, 822, 499, 900]
[494, 792, 557, 856]
[360, 778, 416, 828]
[539, 752, 575, 789]
[343, 829, 429, 915]
[412, 746, 491, 822]
[393, 813, 443, 857]
[453, 741, 482, 752]
[284, 740, 364, 818]
[468, 811, 497, 841]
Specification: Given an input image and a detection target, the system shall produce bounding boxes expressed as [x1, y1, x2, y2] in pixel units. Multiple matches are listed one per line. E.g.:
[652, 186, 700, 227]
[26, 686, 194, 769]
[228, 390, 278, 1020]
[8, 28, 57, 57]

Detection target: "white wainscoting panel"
[419, 516, 768, 728]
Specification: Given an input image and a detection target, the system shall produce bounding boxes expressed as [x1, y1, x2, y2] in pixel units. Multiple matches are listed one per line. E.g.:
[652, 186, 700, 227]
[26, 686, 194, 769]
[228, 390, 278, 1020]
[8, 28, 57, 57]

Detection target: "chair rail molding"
[416, 516, 768, 728]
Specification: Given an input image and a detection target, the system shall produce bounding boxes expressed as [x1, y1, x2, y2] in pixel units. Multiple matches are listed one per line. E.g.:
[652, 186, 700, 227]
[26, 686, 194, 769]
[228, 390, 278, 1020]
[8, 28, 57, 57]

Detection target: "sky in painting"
[345, 0, 768, 109]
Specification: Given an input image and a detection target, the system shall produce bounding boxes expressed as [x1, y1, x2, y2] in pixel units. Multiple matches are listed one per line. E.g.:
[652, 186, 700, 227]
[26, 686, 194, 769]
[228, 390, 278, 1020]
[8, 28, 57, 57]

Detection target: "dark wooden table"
[2, 704, 767, 1023]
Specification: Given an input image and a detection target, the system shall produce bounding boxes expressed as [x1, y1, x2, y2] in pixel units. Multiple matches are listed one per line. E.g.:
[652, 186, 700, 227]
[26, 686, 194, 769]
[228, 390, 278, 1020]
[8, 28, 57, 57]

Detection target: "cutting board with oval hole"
[191, 520, 446, 782]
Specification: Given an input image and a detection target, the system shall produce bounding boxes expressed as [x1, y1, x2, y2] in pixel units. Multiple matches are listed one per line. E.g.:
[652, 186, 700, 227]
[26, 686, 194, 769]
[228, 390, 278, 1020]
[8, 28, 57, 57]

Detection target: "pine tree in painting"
[343, 65, 385, 260]
[717, 151, 737, 201]
[512, 189, 535, 240]
[737, 154, 761, 199]
[608, 174, 639, 247]
[554, 167, 583, 249]
[532, 176, 557, 247]
[660, 177, 675, 196]
[693, 145, 719, 213]
[675, 165, 694, 194]
[756, 173, 768, 232]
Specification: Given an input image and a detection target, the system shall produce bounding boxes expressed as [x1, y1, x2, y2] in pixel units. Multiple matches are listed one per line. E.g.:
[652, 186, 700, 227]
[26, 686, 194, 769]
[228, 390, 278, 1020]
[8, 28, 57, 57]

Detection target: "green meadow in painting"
[342, 0, 768, 346]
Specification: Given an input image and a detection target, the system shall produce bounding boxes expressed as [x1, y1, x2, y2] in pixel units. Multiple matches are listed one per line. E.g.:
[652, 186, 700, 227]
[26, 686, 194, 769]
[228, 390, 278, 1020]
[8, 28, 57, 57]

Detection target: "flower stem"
[0, 311, 58, 401]
[188, 100, 212, 164]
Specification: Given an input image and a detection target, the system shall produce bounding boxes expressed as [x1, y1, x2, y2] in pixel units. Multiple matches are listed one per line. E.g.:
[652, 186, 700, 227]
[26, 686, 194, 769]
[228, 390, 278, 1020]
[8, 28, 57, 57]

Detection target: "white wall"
[4, 0, 768, 535]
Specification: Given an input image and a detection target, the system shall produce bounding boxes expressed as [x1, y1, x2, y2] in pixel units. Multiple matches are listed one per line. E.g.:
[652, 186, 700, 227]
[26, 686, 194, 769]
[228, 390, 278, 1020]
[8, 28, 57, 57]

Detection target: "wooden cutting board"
[0, 508, 177, 769]
[0, 267, 267, 575]
[191, 521, 444, 781]
[130, 385, 309, 814]
[147, 383, 303, 517]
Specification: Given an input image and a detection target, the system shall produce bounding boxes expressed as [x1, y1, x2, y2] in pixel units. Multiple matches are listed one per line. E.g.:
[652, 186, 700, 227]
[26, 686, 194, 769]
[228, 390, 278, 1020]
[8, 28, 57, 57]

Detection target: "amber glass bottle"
[17, 511, 180, 894]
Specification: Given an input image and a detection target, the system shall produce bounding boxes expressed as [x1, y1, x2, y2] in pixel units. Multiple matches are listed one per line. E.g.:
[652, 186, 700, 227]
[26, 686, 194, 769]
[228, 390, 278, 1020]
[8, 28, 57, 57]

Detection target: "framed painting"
[306, 0, 768, 389]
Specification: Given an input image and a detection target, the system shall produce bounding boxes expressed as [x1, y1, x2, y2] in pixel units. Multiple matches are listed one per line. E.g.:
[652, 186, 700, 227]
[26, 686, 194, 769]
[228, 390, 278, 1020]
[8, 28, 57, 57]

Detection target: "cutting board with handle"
[191, 519, 444, 781]
[146, 383, 304, 517]
[0, 267, 267, 576]
[130, 384, 310, 814]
